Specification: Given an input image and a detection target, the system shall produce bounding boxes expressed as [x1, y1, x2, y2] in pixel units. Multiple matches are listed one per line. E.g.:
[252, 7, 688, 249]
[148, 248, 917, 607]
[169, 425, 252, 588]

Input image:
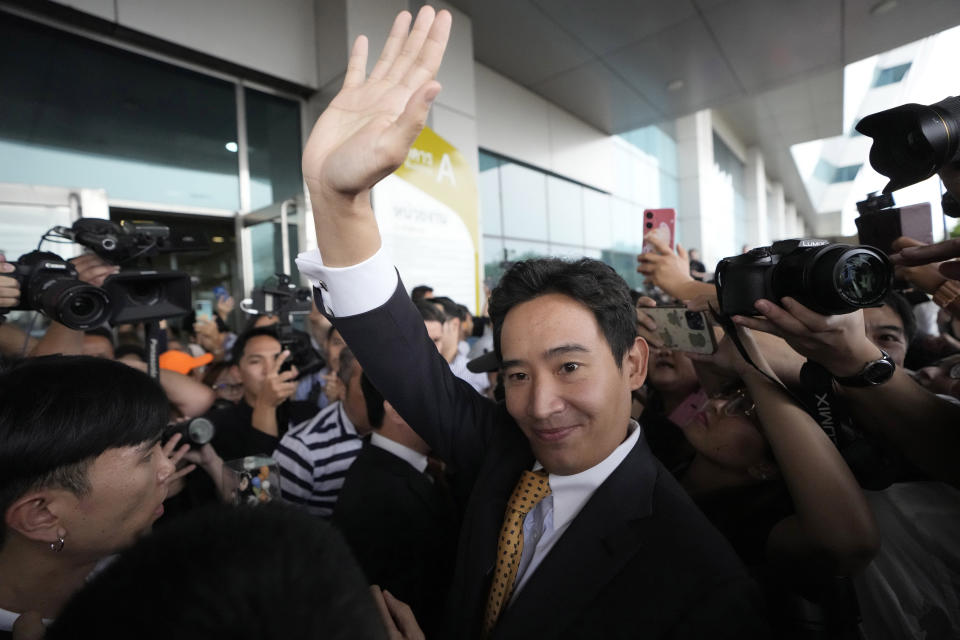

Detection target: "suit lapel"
[492, 434, 659, 639]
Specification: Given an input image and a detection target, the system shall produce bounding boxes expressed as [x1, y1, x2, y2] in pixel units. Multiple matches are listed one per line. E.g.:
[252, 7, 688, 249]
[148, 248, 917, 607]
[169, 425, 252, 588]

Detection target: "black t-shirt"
[206, 399, 318, 461]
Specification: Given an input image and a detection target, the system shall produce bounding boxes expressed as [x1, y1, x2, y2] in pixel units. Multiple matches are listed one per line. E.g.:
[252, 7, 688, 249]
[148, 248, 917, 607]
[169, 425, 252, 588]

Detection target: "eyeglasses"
[212, 382, 244, 393]
[686, 387, 756, 426]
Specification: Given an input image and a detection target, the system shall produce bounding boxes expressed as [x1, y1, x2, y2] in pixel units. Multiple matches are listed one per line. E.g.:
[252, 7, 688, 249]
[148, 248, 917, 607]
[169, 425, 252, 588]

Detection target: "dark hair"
[488, 258, 637, 367]
[337, 346, 357, 385]
[0, 356, 169, 548]
[431, 296, 466, 322]
[47, 504, 387, 640]
[882, 290, 917, 344]
[326, 324, 340, 342]
[415, 300, 446, 325]
[411, 285, 433, 302]
[360, 372, 386, 429]
[231, 326, 281, 363]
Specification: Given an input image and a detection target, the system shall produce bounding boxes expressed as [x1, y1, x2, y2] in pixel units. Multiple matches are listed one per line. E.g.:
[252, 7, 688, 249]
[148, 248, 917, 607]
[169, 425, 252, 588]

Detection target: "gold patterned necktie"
[483, 469, 552, 636]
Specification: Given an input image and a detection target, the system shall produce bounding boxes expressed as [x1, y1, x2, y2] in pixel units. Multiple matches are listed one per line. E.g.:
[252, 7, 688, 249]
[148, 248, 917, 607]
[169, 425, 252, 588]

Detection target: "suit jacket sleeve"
[323, 277, 504, 482]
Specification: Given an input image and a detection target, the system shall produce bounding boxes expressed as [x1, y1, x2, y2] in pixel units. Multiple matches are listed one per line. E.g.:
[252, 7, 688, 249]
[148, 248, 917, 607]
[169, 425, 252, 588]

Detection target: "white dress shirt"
[370, 432, 428, 473]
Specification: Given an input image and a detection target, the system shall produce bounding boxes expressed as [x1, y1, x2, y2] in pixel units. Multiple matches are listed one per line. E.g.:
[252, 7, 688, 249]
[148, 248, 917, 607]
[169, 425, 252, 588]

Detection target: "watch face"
[864, 359, 895, 384]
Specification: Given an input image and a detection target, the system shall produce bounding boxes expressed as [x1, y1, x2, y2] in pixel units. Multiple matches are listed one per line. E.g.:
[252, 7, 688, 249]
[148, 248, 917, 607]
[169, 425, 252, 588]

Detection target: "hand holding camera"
[732, 297, 882, 379]
[0, 255, 20, 309]
[258, 350, 300, 409]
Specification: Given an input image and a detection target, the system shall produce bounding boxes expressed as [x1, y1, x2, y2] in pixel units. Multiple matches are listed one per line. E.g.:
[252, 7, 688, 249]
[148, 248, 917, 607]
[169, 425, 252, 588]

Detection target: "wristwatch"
[833, 349, 896, 387]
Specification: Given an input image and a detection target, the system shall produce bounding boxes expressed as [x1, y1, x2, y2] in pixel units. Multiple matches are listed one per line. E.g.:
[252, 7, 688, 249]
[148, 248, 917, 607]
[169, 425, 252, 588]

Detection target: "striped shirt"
[273, 401, 363, 517]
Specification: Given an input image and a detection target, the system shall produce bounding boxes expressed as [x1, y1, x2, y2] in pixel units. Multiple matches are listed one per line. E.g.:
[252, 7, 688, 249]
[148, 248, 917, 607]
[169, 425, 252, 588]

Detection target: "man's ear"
[5, 490, 70, 545]
[625, 336, 649, 391]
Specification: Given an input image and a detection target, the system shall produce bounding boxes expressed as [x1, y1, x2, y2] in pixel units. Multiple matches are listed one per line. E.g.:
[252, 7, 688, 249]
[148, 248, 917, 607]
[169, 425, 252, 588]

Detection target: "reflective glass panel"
[0, 15, 239, 210]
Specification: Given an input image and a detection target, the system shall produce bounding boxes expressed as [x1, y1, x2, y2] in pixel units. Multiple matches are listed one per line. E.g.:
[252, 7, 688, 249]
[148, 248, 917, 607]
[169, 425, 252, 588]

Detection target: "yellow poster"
[372, 126, 481, 312]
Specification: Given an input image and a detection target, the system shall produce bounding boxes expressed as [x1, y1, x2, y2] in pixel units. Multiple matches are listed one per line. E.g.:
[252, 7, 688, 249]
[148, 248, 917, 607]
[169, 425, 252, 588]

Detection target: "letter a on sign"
[437, 153, 456, 186]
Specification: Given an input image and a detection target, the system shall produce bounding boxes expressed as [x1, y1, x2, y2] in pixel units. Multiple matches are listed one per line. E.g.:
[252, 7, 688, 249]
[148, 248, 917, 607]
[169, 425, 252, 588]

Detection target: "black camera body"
[243, 274, 324, 379]
[856, 95, 960, 193]
[855, 192, 932, 256]
[1, 251, 111, 329]
[716, 239, 891, 317]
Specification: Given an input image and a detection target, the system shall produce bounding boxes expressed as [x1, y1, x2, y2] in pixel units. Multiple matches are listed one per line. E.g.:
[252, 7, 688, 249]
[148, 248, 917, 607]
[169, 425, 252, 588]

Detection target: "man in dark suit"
[296, 7, 767, 638]
[332, 373, 456, 637]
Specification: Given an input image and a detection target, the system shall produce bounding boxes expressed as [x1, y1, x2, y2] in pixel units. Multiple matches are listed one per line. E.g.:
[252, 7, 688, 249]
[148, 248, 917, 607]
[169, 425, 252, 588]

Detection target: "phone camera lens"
[646, 222, 653, 229]
[646, 212, 654, 218]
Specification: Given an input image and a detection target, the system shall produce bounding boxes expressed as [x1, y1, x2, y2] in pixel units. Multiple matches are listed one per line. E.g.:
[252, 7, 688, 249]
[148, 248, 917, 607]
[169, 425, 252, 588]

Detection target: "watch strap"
[834, 349, 895, 387]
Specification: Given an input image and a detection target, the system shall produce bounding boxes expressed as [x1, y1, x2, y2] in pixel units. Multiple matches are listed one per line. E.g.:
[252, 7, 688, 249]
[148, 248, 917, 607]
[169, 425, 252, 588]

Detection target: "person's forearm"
[842, 369, 960, 487]
[663, 279, 713, 302]
[251, 403, 279, 437]
[125, 360, 216, 417]
[744, 370, 877, 557]
[31, 322, 83, 356]
[308, 189, 382, 267]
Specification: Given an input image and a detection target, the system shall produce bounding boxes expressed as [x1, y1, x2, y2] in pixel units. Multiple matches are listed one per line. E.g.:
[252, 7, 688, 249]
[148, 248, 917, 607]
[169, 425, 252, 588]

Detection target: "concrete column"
[784, 201, 798, 238]
[744, 147, 767, 249]
[675, 110, 714, 266]
[767, 182, 786, 242]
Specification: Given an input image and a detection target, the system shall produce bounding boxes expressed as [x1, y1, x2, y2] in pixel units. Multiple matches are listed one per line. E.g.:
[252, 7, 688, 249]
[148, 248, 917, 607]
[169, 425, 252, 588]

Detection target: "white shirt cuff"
[296, 247, 398, 317]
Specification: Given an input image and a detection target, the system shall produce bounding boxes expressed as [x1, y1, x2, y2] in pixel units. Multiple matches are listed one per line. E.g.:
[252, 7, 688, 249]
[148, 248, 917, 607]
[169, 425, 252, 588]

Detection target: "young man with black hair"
[332, 373, 456, 637]
[411, 284, 433, 302]
[203, 326, 318, 462]
[273, 347, 370, 517]
[296, 8, 764, 639]
[0, 356, 180, 636]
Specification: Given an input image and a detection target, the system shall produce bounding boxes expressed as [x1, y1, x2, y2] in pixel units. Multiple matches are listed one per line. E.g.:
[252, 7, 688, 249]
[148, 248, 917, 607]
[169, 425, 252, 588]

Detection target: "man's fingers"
[169, 464, 197, 484]
[644, 233, 671, 255]
[676, 243, 688, 261]
[369, 585, 402, 640]
[731, 312, 784, 338]
[368, 11, 413, 81]
[162, 432, 183, 456]
[401, 9, 453, 91]
[272, 350, 291, 373]
[384, 5, 436, 84]
[171, 442, 191, 466]
[342, 35, 369, 89]
[893, 237, 960, 265]
[939, 263, 960, 280]
[778, 297, 831, 333]
[381, 80, 441, 158]
[383, 590, 425, 640]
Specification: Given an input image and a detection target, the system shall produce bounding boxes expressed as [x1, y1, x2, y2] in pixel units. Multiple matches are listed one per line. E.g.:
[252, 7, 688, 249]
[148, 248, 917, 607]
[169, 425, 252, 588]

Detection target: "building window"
[0, 13, 303, 214]
[813, 159, 863, 183]
[872, 63, 911, 88]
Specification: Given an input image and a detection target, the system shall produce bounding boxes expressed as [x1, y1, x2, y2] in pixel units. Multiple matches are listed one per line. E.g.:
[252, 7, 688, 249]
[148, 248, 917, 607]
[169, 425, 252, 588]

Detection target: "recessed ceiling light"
[667, 79, 684, 92]
[870, 0, 897, 15]
[225, 141, 238, 152]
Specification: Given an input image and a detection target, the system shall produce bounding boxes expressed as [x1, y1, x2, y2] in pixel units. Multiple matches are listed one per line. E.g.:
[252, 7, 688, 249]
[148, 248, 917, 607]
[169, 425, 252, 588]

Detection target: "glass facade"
[0, 14, 303, 216]
[0, 14, 240, 210]
[709, 132, 747, 259]
[479, 149, 673, 291]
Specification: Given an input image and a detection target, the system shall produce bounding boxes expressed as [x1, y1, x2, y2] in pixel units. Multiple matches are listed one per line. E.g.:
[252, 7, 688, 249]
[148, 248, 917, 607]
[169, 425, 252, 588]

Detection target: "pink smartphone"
[641, 208, 676, 254]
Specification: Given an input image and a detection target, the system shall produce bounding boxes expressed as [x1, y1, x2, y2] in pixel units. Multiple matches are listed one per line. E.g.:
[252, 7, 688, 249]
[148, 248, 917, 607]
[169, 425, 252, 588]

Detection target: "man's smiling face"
[500, 293, 647, 475]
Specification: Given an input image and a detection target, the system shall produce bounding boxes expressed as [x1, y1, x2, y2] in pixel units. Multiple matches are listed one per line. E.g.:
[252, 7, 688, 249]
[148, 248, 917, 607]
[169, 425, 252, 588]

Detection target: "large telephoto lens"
[34, 279, 110, 330]
[805, 245, 891, 314]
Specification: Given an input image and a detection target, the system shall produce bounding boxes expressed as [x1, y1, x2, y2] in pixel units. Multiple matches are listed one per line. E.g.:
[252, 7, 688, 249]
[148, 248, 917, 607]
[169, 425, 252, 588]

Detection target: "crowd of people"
[1, 7, 959, 640]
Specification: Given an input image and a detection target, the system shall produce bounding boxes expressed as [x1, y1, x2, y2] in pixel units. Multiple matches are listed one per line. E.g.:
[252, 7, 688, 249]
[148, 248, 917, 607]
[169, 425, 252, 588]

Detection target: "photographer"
[732, 297, 960, 488]
[204, 327, 318, 462]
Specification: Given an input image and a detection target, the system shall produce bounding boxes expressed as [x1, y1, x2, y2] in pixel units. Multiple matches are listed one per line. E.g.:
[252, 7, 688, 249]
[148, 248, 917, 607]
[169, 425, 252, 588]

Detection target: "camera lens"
[646, 211, 653, 218]
[835, 251, 888, 306]
[124, 281, 163, 306]
[684, 311, 705, 331]
[646, 222, 653, 229]
[40, 282, 110, 330]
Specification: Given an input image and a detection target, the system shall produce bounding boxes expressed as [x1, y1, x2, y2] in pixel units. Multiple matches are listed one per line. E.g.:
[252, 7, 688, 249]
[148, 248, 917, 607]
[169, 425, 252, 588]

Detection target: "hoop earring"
[50, 536, 65, 553]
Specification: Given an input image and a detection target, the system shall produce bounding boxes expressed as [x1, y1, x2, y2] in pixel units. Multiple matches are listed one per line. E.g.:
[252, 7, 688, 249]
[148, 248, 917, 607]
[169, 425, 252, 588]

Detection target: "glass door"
[236, 195, 306, 297]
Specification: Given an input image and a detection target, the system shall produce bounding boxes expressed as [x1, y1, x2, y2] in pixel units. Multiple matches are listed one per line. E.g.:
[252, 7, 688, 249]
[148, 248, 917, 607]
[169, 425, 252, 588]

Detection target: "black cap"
[466, 350, 499, 373]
